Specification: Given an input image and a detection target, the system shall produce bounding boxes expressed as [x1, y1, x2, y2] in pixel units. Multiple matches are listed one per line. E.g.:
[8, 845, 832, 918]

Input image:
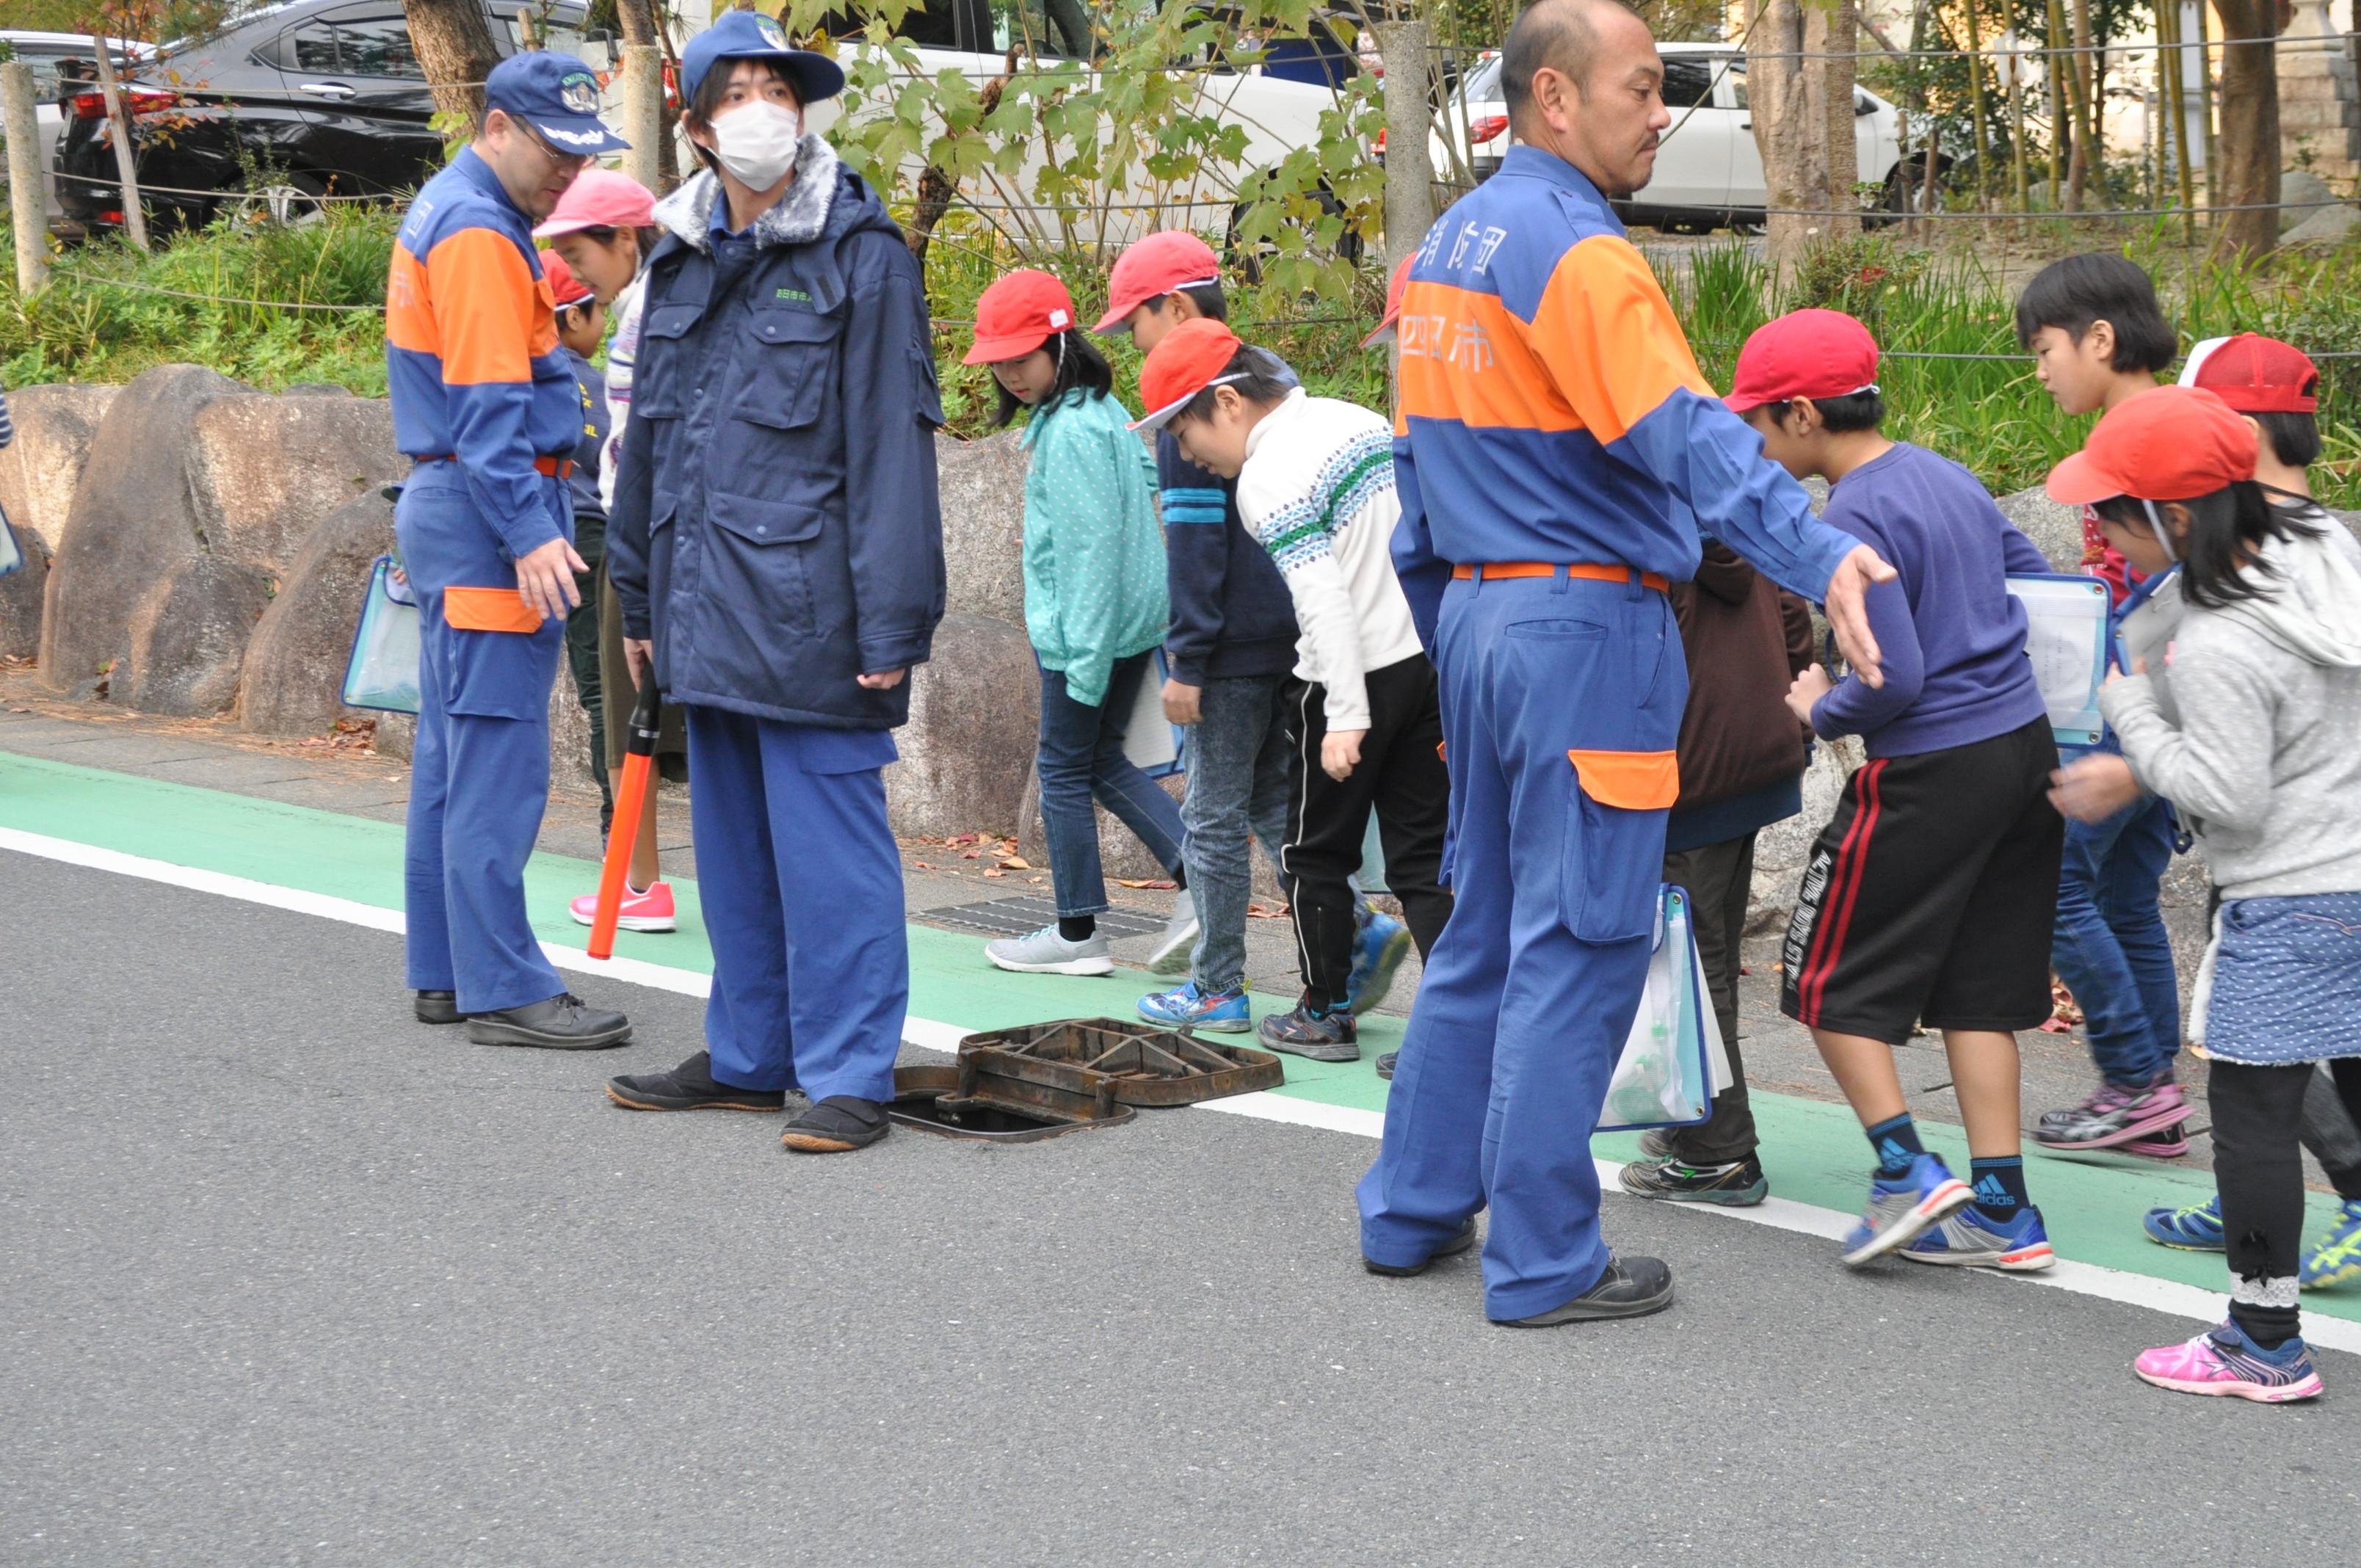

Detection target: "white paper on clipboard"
[2006, 573, 2111, 747]
[1120, 647, 1188, 779]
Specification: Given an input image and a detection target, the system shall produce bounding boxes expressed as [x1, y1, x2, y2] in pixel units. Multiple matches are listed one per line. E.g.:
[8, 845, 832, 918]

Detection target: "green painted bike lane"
[4, 748, 2350, 1319]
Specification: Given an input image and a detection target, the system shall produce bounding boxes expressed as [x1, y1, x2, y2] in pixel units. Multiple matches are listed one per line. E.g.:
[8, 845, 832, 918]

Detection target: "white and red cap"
[1725, 308, 1880, 415]
[2179, 332, 2320, 414]
[1362, 255, 1414, 350]
[1130, 317, 1250, 432]
[965, 269, 1077, 364]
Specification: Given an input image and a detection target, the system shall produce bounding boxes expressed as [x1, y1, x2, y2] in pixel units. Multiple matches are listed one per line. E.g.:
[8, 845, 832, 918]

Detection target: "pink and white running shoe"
[568, 880, 678, 932]
[2034, 1078, 2191, 1153]
[2135, 1321, 2324, 1403]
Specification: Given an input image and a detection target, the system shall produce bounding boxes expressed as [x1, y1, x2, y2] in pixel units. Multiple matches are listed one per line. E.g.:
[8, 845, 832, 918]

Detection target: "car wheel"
[225, 171, 331, 228]
[1866, 159, 1933, 230]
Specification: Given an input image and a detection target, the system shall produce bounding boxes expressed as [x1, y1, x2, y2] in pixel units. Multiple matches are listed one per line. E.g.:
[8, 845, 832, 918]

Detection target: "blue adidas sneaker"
[2302, 1199, 2361, 1290]
[1346, 909, 1413, 1016]
[1839, 1153, 1973, 1266]
[1137, 980, 1252, 1034]
[2144, 1194, 2226, 1251]
[1902, 1204, 2056, 1270]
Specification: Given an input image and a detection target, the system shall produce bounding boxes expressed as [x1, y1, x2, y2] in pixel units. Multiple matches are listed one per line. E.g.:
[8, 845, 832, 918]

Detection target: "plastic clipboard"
[2005, 573, 2112, 748]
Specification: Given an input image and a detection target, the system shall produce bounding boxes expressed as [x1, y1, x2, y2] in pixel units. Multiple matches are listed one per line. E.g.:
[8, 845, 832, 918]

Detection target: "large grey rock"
[0, 384, 119, 557]
[236, 493, 398, 736]
[1749, 736, 1860, 935]
[2281, 168, 2337, 233]
[935, 429, 1029, 625]
[0, 544, 43, 660]
[1994, 485, 2084, 571]
[115, 551, 274, 715]
[2280, 200, 2361, 248]
[884, 611, 1040, 839]
[187, 393, 405, 578]
[550, 658, 597, 793]
[1018, 759, 1189, 885]
[40, 366, 257, 693]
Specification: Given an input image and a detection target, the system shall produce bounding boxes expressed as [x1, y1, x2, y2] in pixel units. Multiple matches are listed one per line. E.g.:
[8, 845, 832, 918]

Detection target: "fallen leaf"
[913, 861, 937, 871]
[996, 856, 1031, 870]
[983, 868, 1005, 879]
[961, 850, 983, 860]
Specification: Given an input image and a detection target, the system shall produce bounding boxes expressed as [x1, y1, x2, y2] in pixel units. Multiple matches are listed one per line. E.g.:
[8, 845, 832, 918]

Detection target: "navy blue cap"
[485, 51, 629, 155]
[680, 11, 846, 106]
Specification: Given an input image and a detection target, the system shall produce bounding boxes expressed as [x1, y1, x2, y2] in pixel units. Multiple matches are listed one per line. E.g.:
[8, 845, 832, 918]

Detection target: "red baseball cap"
[1361, 255, 1414, 350]
[2047, 385, 2258, 504]
[532, 167, 656, 239]
[1095, 231, 1222, 333]
[2179, 332, 2319, 413]
[1725, 308, 1881, 415]
[1131, 317, 1247, 431]
[965, 270, 1076, 365]
[540, 248, 594, 309]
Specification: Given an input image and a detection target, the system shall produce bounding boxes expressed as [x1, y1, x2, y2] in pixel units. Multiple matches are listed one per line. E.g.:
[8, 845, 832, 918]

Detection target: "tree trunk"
[1377, 19, 1438, 278]
[616, 0, 656, 48]
[2069, 0, 2093, 206]
[1749, 0, 1818, 274]
[2213, 0, 2282, 259]
[906, 51, 1017, 267]
[404, 0, 504, 135]
[1818, 1, 1860, 236]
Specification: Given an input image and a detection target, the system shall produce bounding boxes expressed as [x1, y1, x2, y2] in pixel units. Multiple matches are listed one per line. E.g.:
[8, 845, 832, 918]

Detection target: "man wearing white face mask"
[603, 11, 948, 1152]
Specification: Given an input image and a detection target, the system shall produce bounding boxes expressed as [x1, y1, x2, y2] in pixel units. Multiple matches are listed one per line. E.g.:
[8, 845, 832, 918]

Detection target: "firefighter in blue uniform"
[602, 12, 946, 1151]
[388, 53, 634, 1048]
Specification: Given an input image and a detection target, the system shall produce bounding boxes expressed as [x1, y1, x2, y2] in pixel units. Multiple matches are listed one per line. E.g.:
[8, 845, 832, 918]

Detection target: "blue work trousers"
[1358, 570, 1685, 1322]
[397, 468, 568, 1015]
[2051, 790, 2180, 1086]
[687, 706, 907, 1104]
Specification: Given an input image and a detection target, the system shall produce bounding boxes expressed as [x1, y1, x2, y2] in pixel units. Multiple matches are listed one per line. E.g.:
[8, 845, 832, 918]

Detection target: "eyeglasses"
[521, 123, 596, 172]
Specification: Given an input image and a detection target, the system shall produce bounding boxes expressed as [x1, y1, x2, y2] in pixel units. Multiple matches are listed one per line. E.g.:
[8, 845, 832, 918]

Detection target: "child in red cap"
[1733, 308, 2065, 1274]
[1135, 318, 1452, 1061]
[2048, 385, 2361, 1402]
[965, 269, 1196, 978]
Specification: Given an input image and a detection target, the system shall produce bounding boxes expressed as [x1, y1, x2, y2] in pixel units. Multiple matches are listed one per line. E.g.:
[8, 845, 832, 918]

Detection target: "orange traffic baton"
[587, 667, 663, 960]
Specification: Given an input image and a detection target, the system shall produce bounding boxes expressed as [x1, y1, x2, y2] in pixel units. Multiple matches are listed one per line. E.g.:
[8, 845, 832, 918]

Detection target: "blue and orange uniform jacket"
[1390, 145, 1859, 650]
[386, 148, 583, 565]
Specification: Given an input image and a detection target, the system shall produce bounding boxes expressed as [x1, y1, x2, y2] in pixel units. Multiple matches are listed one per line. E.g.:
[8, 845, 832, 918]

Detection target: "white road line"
[12, 822, 2359, 1360]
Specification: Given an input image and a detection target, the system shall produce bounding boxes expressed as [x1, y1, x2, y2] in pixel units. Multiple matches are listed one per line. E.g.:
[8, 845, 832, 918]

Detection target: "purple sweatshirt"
[1810, 443, 2050, 758]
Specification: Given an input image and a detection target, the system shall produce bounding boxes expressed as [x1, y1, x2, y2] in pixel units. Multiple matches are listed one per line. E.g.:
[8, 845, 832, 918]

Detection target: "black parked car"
[57, 0, 601, 235]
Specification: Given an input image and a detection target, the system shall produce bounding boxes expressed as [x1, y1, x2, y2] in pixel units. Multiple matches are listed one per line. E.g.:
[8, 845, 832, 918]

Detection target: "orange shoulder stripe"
[385, 243, 436, 355]
[1396, 280, 1584, 433]
[1523, 236, 1711, 447]
[422, 227, 545, 386]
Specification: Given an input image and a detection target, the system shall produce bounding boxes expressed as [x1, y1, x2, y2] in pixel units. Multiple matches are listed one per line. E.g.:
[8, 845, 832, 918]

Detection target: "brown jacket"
[1669, 543, 1816, 813]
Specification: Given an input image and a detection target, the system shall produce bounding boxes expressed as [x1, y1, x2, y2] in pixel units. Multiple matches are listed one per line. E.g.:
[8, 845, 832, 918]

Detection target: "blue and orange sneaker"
[2302, 1199, 2361, 1291]
[1902, 1204, 2056, 1270]
[1839, 1153, 1973, 1266]
[1346, 909, 1413, 1016]
[2144, 1194, 2226, 1251]
[1136, 980, 1252, 1034]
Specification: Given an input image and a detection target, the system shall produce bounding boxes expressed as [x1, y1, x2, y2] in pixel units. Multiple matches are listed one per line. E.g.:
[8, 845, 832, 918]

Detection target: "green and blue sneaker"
[2302, 1199, 2361, 1291]
[1902, 1204, 2056, 1270]
[1346, 908, 1414, 1016]
[2143, 1194, 2226, 1251]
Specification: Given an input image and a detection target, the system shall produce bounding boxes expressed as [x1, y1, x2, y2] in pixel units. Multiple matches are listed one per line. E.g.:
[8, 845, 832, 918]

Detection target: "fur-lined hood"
[651, 133, 847, 251]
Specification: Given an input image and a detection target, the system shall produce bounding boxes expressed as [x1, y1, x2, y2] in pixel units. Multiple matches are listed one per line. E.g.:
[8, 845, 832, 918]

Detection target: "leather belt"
[413, 454, 576, 479]
[1454, 561, 1669, 592]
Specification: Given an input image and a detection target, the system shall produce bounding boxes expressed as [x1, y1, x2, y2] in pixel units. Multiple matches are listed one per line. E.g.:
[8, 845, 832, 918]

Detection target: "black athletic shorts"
[1780, 716, 2063, 1045]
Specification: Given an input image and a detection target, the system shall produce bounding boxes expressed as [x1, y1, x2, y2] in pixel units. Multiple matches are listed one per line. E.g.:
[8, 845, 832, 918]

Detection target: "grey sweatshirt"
[2100, 509, 2361, 899]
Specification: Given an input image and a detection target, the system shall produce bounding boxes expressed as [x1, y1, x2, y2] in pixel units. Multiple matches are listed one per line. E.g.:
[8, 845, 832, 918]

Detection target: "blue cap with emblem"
[485, 50, 630, 155]
[680, 10, 846, 105]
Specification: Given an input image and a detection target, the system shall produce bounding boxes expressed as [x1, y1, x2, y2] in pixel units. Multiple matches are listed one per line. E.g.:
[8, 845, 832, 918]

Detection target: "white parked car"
[0, 32, 155, 228]
[1431, 43, 1913, 228]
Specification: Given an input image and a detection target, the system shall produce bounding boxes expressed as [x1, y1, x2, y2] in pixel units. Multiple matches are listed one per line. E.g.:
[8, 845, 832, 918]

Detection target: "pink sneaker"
[2033, 1078, 2191, 1152]
[2134, 1322, 2324, 1403]
[569, 880, 678, 933]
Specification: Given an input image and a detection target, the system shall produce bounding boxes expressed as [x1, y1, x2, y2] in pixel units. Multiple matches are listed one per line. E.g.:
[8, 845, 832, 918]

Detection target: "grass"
[10, 203, 2361, 511]
[1658, 230, 2361, 507]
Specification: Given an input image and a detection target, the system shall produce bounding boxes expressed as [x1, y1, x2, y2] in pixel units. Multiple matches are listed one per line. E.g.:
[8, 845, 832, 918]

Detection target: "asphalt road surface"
[6, 850, 2355, 1566]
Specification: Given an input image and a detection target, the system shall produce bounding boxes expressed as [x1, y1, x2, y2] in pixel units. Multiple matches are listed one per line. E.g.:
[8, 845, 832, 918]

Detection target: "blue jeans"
[1178, 673, 1294, 991]
[1037, 651, 1186, 919]
[2050, 791, 2180, 1086]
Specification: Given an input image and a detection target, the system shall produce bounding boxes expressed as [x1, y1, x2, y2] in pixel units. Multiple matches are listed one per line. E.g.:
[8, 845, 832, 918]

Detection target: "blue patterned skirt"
[2200, 891, 2361, 1066]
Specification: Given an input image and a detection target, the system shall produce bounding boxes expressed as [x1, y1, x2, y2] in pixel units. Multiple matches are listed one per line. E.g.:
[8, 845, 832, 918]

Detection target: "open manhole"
[960, 1017, 1283, 1108]
[918, 896, 1169, 941]
[888, 1064, 1134, 1143]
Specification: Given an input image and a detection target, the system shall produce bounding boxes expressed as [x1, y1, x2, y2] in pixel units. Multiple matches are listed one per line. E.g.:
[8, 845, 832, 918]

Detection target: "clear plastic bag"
[1598, 884, 1719, 1132]
[341, 554, 422, 714]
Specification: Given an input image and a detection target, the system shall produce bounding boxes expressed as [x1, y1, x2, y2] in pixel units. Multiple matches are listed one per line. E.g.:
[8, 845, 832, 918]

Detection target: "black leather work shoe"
[608, 1051, 788, 1112]
[415, 990, 465, 1026]
[1363, 1215, 1479, 1277]
[1504, 1254, 1675, 1325]
[779, 1096, 890, 1153]
[465, 993, 631, 1050]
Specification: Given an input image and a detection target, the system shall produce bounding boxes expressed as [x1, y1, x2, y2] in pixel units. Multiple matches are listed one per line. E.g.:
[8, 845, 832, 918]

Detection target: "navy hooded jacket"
[607, 139, 946, 730]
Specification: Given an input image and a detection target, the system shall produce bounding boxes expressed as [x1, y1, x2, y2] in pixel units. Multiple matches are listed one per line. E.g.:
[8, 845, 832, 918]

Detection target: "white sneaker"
[984, 923, 1114, 976]
[1144, 888, 1199, 976]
